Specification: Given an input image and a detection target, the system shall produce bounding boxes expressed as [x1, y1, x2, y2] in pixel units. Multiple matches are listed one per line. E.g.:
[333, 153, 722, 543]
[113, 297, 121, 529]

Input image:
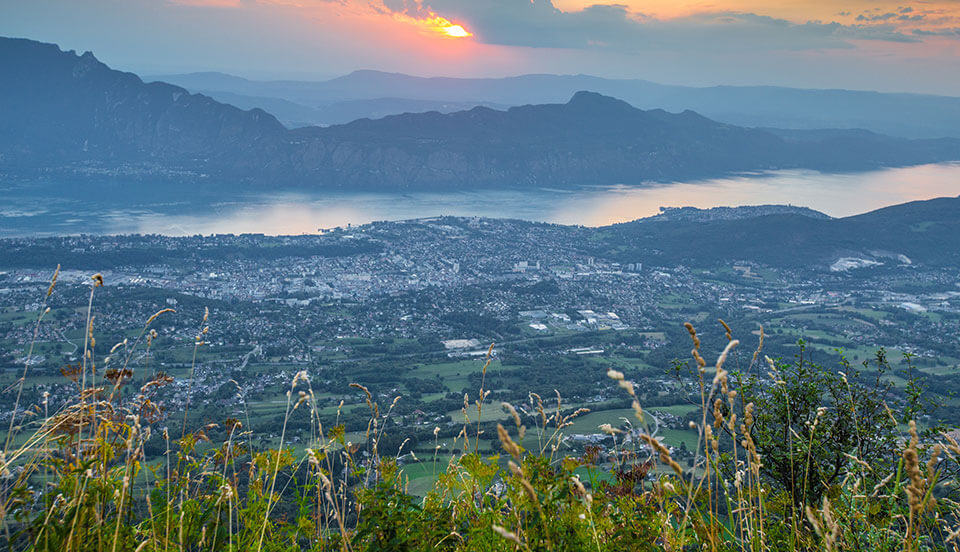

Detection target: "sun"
[443, 24, 471, 38]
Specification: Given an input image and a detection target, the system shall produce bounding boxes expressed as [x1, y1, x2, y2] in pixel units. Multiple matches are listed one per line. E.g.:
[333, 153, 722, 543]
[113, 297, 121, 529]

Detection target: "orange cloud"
[553, 0, 960, 33]
[184, 0, 476, 40]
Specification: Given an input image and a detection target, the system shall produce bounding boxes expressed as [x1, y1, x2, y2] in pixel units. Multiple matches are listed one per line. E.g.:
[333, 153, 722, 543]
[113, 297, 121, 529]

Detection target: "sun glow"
[396, 12, 473, 38]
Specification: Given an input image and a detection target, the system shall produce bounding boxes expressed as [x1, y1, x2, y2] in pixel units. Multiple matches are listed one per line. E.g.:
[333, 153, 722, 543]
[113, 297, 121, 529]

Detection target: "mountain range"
[2, 36, 960, 191]
[151, 69, 960, 139]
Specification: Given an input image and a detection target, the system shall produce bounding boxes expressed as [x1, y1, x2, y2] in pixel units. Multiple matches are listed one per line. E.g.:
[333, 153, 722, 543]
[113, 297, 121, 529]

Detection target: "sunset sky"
[4, 0, 960, 94]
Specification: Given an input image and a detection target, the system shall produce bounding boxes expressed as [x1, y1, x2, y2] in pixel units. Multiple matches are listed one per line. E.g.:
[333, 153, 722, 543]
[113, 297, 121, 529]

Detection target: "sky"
[3, 0, 960, 94]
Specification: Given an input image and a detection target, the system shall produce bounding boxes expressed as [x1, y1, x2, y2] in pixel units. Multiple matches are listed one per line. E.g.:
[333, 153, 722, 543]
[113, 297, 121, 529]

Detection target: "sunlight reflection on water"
[97, 162, 960, 235]
[549, 163, 960, 226]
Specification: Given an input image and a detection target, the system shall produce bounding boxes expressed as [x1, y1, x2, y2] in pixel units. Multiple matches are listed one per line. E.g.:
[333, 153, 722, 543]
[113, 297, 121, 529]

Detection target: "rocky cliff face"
[2, 37, 959, 190]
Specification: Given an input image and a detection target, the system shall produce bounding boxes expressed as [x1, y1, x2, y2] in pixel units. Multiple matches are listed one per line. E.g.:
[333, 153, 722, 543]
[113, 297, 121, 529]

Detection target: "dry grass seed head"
[599, 423, 622, 435]
[492, 525, 522, 546]
[607, 369, 625, 381]
[718, 318, 733, 341]
[903, 424, 926, 514]
[713, 399, 725, 429]
[497, 423, 522, 460]
[146, 308, 175, 326]
[684, 322, 701, 350]
[47, 264, 60, 298]
[806, 497, 841, 551]
[941, 431, 960, 458]
[744, 402, 755, 427]
[502, 402, 526, 439]
[927, 444, 943, 482]
[562, 408, 590, 427]
[640, 433, 683, 476]
[871, 472, 895, 497]
[752, 325, 765, 365]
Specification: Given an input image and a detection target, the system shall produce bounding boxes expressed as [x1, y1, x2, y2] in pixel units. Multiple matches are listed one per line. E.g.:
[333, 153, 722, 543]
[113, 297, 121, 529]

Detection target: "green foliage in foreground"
[1, 277, 959, 551]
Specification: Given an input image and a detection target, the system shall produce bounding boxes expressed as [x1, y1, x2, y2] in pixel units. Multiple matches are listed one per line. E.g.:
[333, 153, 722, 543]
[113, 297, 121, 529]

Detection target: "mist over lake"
[2, 162, 959, 237]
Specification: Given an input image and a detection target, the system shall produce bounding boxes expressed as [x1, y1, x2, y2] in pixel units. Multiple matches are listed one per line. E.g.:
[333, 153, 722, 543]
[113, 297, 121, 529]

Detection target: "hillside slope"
[597, 196, 960, 269]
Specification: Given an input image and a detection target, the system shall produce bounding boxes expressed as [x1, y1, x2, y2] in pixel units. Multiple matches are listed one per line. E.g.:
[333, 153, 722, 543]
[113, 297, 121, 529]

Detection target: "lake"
[1, 163, 959, 236]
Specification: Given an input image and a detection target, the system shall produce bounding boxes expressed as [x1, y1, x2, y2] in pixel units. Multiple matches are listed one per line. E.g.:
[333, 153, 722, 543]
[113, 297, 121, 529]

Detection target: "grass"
[559, 408, 642, 435]
[919, 364, 960, 376]
[1, 271, 958, 552]
[409, 359, 493, 392]
[399, 454, 455, 496]
[648, 404, 699, 416]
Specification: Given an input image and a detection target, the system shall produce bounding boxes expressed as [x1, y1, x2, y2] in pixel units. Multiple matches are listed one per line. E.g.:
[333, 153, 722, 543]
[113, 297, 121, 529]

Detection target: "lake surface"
[1, 163, 959, 236]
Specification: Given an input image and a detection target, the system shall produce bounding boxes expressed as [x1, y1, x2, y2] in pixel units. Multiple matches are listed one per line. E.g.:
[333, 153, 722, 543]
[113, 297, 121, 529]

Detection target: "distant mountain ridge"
[152, 69, 960, 138]
[3, 37, 960, 191]
[642, 205, 831, 223]
[164, 84, 510, 129]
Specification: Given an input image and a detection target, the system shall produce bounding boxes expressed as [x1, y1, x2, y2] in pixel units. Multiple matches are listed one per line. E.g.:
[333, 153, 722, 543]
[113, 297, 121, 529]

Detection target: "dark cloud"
[856, 12, 898, 22]
[913, 27, 960, 36]
[379, 0, 430, 18]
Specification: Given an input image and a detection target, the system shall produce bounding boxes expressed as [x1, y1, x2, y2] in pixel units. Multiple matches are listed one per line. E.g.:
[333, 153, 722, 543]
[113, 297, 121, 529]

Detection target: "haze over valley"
[152, 69, 960, 139]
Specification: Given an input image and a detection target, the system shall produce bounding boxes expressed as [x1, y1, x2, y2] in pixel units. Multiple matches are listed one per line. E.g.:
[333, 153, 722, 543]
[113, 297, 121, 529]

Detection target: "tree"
[738, 343, 900, 510]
